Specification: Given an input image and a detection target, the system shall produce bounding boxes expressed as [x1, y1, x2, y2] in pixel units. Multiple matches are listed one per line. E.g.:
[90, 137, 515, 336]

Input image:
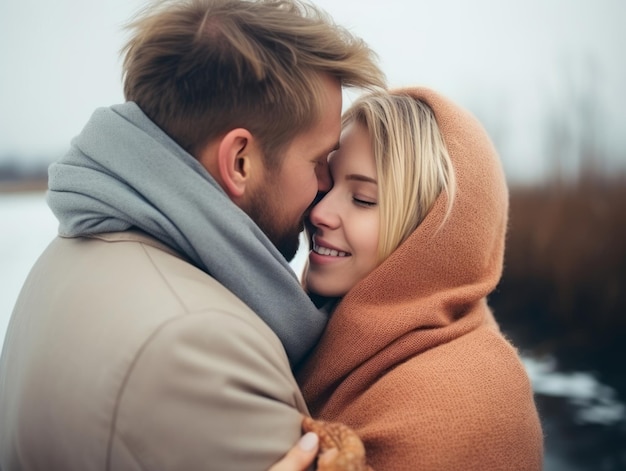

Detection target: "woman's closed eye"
[353, 196, 377, 207]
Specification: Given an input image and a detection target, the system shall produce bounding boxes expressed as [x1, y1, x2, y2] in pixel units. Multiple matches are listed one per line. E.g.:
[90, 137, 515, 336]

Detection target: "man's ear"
[215, 128, 257, 199]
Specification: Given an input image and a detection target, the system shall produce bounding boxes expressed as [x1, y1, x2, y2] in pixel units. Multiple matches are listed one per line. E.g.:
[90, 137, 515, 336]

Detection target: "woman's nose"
[309, 190, 339, 229]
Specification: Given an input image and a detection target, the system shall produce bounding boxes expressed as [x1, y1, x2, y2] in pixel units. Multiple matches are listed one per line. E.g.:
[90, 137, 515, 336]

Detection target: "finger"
[267, 432, 319, 471]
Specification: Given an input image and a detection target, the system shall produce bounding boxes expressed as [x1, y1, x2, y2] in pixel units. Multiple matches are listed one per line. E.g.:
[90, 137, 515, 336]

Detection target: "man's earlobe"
[217, 129, 255, 198]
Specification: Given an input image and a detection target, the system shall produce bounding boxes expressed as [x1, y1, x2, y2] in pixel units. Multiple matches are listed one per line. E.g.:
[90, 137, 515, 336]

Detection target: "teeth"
[313, 243, 348, 257]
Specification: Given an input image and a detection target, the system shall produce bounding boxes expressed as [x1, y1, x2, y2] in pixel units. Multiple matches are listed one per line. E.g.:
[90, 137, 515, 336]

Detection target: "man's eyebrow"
[346, 174, 377, 184]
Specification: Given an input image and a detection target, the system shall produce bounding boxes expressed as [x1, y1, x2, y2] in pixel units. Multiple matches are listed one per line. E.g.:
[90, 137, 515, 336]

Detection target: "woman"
[296, 87, 544, 470]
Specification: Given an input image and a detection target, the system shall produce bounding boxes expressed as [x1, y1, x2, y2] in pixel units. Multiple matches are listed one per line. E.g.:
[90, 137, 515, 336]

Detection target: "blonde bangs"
[343, 92, 456, 262]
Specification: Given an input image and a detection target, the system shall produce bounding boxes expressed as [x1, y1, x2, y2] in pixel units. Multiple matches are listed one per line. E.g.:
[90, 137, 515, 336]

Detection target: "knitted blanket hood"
[296, 88, 543, 470]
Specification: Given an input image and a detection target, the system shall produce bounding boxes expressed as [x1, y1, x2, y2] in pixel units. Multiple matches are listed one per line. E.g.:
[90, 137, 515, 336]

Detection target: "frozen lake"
[0, 192, 58, 350]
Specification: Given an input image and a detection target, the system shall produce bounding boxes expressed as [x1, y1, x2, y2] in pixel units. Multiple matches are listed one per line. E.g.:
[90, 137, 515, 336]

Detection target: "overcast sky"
[1, 0, 625, 182]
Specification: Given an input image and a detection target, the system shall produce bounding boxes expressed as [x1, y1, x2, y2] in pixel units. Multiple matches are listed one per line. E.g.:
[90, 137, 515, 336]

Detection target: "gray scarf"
[47, 102, 327, 366]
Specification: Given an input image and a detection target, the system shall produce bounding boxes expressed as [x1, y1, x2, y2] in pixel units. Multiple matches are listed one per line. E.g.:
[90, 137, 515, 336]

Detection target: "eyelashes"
[353, 197, 377, 207]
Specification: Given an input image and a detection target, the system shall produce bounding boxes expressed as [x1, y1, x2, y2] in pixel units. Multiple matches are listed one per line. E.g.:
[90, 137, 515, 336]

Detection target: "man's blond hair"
[122, 0, 385, 164]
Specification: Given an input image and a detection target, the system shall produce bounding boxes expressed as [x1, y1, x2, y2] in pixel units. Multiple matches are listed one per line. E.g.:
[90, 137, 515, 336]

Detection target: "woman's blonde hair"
[342, 91, 456, 261]
[122, 0, 384, 164]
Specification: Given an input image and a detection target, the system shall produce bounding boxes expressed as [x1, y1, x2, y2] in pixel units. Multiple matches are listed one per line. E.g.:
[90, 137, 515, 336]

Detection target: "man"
[0, 0, 384, 469]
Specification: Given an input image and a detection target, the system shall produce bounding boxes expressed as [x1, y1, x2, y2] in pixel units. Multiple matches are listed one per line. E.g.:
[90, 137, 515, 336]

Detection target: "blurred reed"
[490, 171, 626, 399]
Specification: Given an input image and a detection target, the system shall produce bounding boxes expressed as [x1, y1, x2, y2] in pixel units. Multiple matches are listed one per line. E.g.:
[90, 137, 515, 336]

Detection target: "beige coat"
[0, 231, 307, 471]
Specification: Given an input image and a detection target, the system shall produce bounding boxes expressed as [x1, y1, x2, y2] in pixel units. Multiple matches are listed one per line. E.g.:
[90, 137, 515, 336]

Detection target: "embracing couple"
[0, 0, 543, 470]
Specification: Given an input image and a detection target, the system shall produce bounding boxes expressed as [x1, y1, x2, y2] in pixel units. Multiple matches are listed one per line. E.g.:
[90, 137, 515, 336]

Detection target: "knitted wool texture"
[296, 88, 544, 470]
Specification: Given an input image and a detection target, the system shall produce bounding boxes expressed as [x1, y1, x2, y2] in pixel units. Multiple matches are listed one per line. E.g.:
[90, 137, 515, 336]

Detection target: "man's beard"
[243, 193, 303, 262]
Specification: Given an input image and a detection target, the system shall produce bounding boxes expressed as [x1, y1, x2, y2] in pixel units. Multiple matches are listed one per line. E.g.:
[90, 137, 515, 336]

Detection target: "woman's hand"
[268, 432, 320, 471]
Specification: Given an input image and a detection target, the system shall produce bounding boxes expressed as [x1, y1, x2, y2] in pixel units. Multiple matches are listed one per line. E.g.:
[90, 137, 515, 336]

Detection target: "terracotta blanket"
[297, 88, 543, 470]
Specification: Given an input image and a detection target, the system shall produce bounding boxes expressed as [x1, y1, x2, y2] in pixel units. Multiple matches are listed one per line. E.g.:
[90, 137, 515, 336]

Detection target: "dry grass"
[0, 179, 47, 193]
[489, 172, 626, 394]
